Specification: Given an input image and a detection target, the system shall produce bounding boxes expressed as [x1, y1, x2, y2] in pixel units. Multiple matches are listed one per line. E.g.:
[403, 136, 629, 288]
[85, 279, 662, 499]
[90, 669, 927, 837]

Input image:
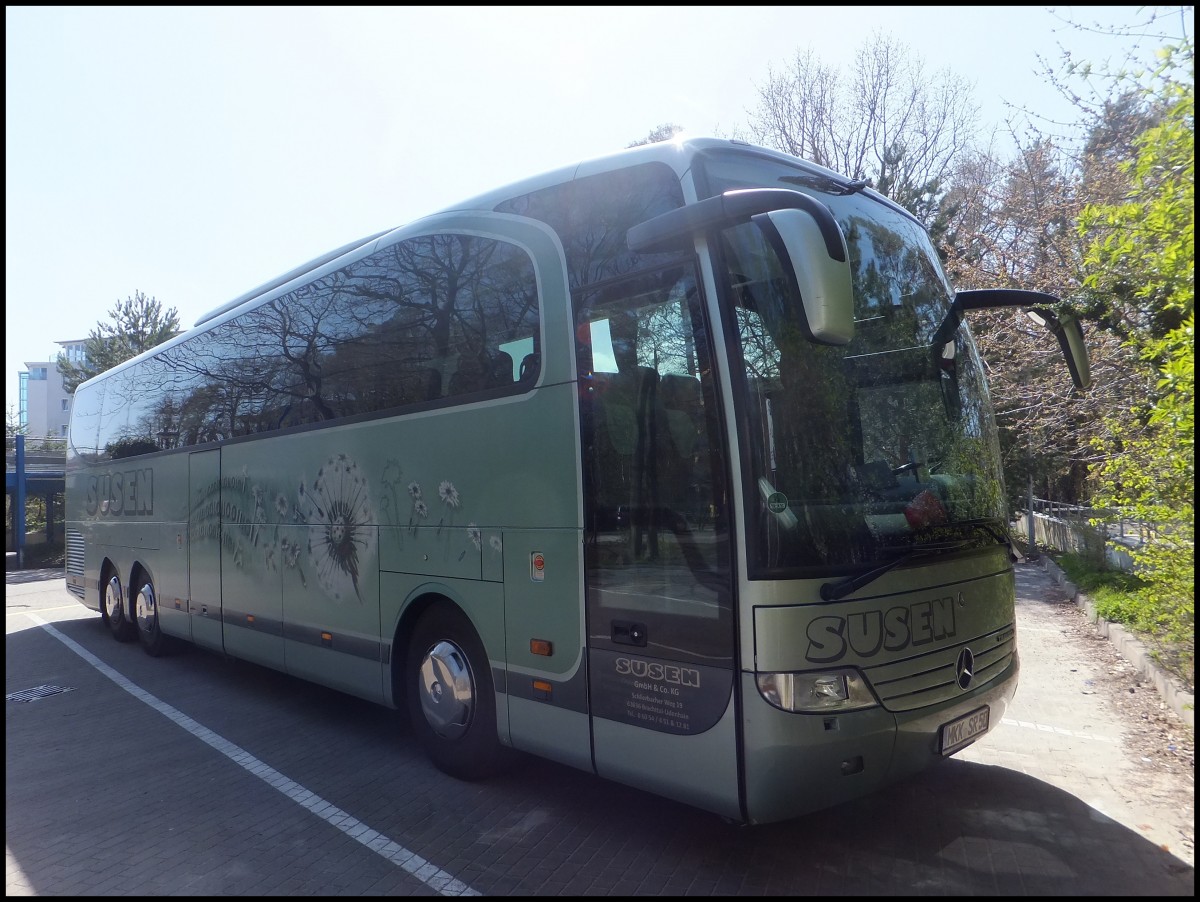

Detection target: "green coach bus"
[64, 136, 1089, 825]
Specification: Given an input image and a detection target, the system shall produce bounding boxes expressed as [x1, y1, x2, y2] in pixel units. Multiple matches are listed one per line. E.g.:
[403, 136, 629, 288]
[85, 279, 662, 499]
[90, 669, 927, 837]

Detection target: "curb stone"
[1038, 555, 1194, 730]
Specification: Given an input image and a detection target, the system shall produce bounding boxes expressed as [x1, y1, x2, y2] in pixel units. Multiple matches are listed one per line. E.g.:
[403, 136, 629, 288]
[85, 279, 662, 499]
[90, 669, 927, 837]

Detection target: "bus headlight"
[756, 668, 878, 712]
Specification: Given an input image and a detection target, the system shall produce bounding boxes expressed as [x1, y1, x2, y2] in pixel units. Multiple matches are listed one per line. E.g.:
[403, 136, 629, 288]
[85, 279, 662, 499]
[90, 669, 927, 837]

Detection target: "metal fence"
[1017, 497, 1157, 571]
[1027, 497, 1158, 545]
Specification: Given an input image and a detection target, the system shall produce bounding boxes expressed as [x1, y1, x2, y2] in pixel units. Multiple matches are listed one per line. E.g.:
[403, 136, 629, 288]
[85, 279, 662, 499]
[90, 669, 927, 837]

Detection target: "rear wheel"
[406, 605, 512, 780]
[135, 576, 172, 657]
[103, 571, 136, 642]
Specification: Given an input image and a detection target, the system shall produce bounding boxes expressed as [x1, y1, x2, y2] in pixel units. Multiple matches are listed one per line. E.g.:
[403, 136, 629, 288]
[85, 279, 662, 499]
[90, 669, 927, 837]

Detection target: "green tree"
[57, 291, 181, 393]
[5, 404, 26, 452]
[1079, 38, 1194, 677]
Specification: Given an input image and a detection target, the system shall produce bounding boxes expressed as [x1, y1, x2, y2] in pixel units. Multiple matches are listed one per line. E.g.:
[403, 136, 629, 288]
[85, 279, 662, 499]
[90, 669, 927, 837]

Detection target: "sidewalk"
[1036, 554, 1194, 730]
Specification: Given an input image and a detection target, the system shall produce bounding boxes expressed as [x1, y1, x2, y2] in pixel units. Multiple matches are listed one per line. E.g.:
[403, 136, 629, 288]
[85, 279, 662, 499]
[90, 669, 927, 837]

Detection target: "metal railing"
[1028, 497, 1158, 545]
[5, 434, 66, 473]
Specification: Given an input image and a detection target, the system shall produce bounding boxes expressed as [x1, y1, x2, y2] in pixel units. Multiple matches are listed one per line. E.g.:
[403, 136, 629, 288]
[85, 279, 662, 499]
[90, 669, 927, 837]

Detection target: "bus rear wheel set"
[101, 566, 173, 657]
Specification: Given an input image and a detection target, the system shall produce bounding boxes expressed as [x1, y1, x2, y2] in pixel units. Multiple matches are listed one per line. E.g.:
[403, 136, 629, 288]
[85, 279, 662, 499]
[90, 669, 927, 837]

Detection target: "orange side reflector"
[246, 614, 256, 623]
[532, 679, 553, 694]
[321, 632, 333, 641]
[530, 639, 553, 656]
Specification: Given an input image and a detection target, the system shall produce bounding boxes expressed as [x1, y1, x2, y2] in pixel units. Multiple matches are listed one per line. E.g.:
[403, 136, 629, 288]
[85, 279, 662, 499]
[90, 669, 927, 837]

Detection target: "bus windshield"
[698, 150, 1007, 577]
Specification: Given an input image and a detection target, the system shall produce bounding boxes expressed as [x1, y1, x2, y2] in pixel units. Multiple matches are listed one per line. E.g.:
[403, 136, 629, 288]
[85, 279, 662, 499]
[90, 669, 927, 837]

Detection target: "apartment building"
[18, 340, 86, 442]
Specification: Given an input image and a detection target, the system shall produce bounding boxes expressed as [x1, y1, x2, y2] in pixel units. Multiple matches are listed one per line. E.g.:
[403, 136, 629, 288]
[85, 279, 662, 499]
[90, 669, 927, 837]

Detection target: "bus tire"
[102, 571, 136, 642]
[406, 605, 510, 781]
[134, 575, 172, 657]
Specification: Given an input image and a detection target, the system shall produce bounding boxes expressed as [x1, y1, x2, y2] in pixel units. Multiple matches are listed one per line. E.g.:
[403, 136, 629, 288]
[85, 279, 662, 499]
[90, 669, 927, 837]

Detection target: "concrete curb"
[1037, 555, 1194, 731]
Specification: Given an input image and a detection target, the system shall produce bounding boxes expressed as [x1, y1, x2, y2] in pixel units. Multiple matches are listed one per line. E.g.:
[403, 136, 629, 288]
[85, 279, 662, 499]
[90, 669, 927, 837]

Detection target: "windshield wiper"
[820, 546, 957, 601]
[819, 520, 1020, 602]
[967, 520, 1021, 562]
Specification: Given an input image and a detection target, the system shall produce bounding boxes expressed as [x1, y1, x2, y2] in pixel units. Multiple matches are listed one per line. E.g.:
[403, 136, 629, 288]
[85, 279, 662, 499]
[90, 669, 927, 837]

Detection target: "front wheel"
[405, 605, 512, 781]
[103, 572, 136, 642]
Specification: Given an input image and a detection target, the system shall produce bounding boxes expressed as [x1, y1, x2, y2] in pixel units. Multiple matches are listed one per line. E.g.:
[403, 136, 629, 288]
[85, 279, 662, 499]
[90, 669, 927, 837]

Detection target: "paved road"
[5, 563, 1194, 896]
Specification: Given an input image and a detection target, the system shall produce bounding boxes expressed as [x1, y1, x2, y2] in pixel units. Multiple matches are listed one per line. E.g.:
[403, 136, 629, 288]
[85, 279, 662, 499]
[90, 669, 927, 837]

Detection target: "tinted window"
[88, 233, 541, 456]
[496, 162, 685, 290]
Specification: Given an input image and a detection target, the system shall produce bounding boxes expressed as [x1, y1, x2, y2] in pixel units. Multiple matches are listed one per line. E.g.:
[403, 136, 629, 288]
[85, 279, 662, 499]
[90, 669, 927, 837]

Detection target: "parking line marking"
[1001, 717, 1118, 743]
[26, 613, 479, 897]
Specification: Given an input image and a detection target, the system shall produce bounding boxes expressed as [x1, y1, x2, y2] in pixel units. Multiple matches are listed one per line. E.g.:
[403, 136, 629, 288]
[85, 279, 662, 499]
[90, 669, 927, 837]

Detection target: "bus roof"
[80, 136, 904, 394]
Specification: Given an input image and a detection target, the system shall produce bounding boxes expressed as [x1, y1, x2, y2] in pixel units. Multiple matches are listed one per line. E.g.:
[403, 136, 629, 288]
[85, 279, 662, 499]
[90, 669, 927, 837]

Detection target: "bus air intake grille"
[66, 529, 85, 577]
[862, 625, 1015, 713]
[65, 529, 86, 598]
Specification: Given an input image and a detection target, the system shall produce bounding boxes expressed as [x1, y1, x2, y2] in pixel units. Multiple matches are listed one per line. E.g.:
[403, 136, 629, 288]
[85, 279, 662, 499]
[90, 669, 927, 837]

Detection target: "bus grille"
[863, 625, 1015, 713]
[65, 529, 85, 599]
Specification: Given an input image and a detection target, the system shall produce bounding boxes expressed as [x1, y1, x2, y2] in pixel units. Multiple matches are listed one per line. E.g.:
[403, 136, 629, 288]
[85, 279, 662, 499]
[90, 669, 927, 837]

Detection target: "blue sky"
[5, 5, 1186, 414]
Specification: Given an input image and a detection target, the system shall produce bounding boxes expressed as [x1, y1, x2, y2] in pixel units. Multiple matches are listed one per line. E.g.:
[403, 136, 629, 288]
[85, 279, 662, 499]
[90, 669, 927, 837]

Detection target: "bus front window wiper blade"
[941, 517, 1020, 563]
[819, 540, 974, 601]
[969, 520, 1020, 562]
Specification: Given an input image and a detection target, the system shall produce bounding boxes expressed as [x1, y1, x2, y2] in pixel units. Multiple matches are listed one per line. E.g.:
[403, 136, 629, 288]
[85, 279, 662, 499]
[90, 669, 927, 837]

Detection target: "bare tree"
[743, 32, 979, 228]
[627, 123, 685, 148]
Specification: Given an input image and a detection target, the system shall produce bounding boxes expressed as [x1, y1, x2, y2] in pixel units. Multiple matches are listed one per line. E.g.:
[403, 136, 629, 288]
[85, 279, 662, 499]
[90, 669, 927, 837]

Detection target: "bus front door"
[577, 269, 743, 822]
[188, 449, 223, 653]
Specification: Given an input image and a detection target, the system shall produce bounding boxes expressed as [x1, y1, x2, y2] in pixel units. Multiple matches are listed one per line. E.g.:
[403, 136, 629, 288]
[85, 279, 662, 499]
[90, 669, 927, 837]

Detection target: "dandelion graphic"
[411, 499, 429, 537]
[489, 534, 503, 554]
[297, 478, 308, 515]
[406, 481, 425, 531]
[280, 537, 306, 587]
[250, 484, 267, 547]
[298, 453, 376, 604]
[467, 523, 481, 551]
[382, 459, 404, 487]
[437, 480, 461, 534]
[275, 493, 290, 520]
[380, 459, 405, 529]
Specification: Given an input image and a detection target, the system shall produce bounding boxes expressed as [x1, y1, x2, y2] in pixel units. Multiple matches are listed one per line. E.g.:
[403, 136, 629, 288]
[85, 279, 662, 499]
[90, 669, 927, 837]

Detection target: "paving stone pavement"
[956, 560, 1194, 869]
[6, 562, 1195, 895]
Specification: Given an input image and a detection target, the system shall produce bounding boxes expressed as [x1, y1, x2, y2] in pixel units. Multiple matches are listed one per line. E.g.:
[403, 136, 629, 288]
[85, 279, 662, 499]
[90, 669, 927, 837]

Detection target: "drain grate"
[7, 684, 76, 703]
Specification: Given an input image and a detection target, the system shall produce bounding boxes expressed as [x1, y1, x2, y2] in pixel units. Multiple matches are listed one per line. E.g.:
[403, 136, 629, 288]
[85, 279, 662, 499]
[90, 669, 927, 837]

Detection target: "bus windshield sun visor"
[627, 188, 846, 261]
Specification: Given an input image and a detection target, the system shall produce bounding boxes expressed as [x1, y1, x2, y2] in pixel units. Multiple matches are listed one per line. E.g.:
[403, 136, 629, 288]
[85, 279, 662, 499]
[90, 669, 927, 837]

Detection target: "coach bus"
[64, 136, 1089, 825]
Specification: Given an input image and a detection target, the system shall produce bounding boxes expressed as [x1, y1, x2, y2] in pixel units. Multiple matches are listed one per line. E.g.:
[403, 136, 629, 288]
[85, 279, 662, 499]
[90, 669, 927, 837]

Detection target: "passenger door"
[576, 265, 742, 820]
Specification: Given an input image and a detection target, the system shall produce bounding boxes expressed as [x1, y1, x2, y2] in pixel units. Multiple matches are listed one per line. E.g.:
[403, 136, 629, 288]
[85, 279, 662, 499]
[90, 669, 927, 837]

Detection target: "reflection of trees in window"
[842, 214, 949, 343]
[735, 309, 781, 381]
[92, 234, 540, 457]
[637, 282, 700, 377]
[496, 162, 685, 291]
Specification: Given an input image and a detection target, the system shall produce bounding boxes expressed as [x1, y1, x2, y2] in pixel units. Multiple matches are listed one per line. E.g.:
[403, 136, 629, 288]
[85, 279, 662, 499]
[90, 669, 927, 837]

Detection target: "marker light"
[756, 668, 877, 713]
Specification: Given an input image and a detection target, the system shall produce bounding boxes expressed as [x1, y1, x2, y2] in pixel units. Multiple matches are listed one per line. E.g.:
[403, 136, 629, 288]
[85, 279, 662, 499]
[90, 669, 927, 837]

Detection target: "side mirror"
[627, 188, 855, 346]
[751, 208, 854, 346]
[945, 289, 1092, 392]
[1026, 308, 1091, 391]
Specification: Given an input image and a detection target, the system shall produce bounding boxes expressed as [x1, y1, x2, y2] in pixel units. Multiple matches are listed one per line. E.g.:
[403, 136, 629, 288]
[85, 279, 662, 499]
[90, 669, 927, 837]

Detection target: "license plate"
[940, 706, 990, 755]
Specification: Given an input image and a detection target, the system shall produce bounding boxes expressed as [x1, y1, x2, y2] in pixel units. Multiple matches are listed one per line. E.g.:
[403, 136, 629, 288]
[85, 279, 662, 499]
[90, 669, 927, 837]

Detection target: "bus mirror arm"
[939, 289, 1092, 391]
[627, 188, 846, 259]
[628, 189, 855, 346]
